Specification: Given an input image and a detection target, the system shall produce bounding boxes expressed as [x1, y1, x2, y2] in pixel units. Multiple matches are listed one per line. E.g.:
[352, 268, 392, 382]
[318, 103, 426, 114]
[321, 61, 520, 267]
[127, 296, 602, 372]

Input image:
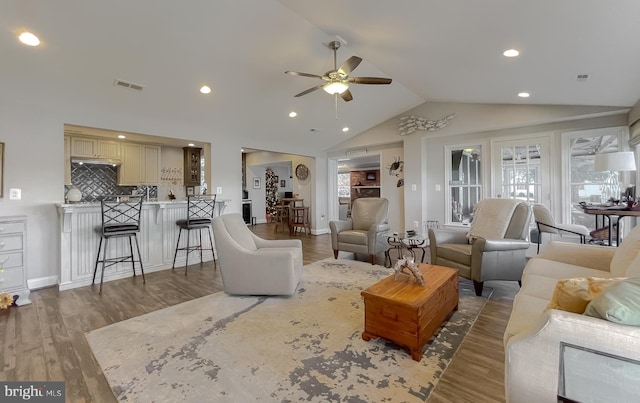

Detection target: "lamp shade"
[593, 151, 637, 172]
[323, 81, 349, 95]
[66, 187, 82, 202]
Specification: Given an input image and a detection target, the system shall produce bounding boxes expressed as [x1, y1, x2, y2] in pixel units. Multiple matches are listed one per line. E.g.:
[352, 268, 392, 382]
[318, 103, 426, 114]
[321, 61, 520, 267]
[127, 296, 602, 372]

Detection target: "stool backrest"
[187, 195, 217, 224]
[100, 195, 144, 235]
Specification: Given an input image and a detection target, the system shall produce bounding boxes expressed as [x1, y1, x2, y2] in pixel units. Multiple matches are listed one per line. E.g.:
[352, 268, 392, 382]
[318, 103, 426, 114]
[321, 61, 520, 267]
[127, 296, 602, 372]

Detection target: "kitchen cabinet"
[184, 147, 202, 186]
[70, 136, 121, 159]
[119, 144, 161, 185]
[0, 216, 30, 305]
[64, 136, 72, 185]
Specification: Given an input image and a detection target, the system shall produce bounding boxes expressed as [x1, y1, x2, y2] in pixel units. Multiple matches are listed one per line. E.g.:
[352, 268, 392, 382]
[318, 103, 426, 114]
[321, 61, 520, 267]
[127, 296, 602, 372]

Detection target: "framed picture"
[186, 186, 195, 196]
[0, 142, 3, 199]
[274, 175, 279, 182]
[280, 180, 286, 187]
[253, 177, 261, 189]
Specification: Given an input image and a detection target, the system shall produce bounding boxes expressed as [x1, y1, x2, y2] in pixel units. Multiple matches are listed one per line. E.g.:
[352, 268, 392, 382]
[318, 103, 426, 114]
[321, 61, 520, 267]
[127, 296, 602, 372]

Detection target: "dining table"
[578, 204, 640, 246]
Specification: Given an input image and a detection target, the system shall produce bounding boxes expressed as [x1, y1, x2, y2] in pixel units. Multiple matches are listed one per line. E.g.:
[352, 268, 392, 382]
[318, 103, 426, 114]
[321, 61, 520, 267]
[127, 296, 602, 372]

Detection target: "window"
[446, 145, 482, 225]
[499, 145, 542, 204]
[567, 128, 625, 230]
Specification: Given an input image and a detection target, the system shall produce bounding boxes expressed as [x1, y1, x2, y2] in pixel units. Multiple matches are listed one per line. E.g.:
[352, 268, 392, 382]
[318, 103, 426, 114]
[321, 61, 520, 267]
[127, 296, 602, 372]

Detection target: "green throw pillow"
[584, 277, 640, 325]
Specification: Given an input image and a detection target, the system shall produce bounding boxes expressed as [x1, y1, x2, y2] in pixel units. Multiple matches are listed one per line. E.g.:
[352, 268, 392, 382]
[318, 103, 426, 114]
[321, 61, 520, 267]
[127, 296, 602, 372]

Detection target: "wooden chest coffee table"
[361, 264, 458, 361]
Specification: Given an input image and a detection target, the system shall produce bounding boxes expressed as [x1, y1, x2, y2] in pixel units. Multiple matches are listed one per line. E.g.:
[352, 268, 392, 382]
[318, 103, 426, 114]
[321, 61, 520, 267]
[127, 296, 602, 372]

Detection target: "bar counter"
[56, 199, 230, 290]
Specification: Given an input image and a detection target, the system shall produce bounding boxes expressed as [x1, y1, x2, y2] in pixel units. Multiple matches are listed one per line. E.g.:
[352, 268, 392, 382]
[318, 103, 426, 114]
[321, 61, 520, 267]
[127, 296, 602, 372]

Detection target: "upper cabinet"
[64, 136, 72, 185]
[119, 144, 161, 185]
[70, 136, 121, 159]
[184, 147, 202, 186]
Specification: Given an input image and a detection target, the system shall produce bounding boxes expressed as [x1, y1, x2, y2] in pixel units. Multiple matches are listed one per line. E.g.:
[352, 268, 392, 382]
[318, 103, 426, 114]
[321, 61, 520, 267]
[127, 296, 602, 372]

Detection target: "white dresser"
[0, 216, 30, 305]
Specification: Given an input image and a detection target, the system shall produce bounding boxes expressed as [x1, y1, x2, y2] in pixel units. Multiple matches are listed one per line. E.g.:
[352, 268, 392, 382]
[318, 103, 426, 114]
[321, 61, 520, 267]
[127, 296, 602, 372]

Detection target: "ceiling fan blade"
[337, 56, 362, 76]
[340, 89, 353, 102]
[285, 71, 324, 79]
[294, 84, 324, 97]
[348, 76, 392, 85]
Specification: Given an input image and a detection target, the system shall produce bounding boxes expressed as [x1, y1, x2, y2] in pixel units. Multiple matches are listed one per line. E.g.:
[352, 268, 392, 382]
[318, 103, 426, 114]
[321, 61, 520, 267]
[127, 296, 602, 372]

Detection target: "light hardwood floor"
[0, 223, 516, 402]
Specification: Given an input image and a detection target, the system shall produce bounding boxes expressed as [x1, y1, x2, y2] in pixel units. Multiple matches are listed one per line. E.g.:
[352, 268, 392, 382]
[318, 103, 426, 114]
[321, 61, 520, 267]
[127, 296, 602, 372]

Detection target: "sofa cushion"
[338, 230, 368, 245]
[584, 277, 640, 325]
[504, 293, 550, 343]
[520, 273, 569, 301]
[547, 277, 623, 314]
[437, 243, 472, 266]
[610, 224, 640, 277]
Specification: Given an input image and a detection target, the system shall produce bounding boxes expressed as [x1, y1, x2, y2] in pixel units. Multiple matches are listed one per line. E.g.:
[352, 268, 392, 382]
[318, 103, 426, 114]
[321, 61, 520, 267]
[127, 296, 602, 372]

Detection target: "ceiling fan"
[285, 40, 392, 102]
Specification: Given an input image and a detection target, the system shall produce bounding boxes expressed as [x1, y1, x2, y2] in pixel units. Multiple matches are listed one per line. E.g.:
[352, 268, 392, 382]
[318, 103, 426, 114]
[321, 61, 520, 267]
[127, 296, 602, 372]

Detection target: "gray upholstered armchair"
[428, 198, 531, 296]
[330, 197, 390, 265]
[212, 213, 302, 296]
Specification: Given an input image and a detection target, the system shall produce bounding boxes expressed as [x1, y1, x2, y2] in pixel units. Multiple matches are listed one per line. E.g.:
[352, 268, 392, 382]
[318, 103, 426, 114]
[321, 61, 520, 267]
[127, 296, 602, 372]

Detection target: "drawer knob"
[0, 242, 4, 248]
[0, 227, 4, 232]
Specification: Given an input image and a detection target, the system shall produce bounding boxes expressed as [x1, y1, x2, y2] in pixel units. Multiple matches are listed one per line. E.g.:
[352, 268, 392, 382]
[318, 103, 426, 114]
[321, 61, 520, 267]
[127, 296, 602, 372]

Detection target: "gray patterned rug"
[85, 258, 492, 402]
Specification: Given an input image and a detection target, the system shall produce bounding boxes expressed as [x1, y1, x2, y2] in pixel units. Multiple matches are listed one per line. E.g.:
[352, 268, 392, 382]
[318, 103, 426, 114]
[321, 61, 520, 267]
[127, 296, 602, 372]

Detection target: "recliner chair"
[330, 197, 390, 265]
[212, 213, 303, 296]
[428, 198, 531, 296]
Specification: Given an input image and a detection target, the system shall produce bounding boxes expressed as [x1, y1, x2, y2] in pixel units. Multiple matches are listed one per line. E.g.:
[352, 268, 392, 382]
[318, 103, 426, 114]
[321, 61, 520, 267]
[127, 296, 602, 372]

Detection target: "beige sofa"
[504, 224, 640, 402]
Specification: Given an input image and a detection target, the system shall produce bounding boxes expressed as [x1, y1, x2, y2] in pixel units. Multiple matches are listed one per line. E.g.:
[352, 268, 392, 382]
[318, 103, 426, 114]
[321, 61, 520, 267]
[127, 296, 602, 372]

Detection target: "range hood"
[71, 156, 122, 166]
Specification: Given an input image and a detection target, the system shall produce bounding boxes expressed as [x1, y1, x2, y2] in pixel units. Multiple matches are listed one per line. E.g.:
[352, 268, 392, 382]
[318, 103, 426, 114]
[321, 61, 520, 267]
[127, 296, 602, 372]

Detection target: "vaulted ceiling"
[2, 0, 639, 153]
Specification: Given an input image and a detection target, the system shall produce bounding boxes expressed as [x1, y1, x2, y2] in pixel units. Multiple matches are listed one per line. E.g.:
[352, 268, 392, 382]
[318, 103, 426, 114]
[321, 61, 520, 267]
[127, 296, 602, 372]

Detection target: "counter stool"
[93, 195, 145, 294]
[274, 205, 289, 233]
[289, 205, 310, 236]
[172, 195, 217, 274]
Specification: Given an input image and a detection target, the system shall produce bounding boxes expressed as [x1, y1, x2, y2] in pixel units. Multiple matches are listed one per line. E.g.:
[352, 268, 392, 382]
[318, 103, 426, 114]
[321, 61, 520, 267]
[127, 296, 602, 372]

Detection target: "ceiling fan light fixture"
[323, 81, 349, 95]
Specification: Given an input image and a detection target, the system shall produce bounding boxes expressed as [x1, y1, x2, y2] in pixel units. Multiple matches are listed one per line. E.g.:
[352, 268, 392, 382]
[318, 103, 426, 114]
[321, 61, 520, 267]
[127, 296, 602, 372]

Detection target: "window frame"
[444, 143, 486, 226]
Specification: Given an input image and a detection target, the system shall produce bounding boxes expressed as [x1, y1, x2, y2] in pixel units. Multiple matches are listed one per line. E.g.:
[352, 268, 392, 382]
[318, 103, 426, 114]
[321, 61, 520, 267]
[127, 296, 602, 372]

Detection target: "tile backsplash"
[65, 163, 157, 202]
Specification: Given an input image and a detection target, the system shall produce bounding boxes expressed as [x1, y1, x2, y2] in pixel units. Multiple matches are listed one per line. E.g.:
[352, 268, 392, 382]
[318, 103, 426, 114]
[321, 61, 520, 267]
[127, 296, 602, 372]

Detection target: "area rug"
[85, 258, 492, 402]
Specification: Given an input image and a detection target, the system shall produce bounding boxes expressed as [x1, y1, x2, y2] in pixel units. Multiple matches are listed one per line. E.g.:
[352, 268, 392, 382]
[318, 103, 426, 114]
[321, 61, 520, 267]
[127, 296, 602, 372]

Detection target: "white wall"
[158, 146, 186, 200]
[0, 99, 327, 289]
[327, 102, 631, 231]
[380, 146, 405, 232]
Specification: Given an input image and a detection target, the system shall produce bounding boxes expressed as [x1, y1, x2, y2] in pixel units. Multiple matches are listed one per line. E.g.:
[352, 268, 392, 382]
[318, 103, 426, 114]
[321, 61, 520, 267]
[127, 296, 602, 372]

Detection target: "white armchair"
[212, 213, 303, 296]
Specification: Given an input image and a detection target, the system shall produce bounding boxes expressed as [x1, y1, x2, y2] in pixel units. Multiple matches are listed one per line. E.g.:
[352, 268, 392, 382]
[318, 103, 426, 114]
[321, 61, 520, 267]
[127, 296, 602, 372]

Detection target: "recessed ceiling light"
[342, 127, 349, 132]
[117, 134, 126, 139]
[518, 92, 530, 98]
[289, 111, 297, 118]
[503, 49, 519, 57]
[18, 32, 40, 47]
[188, 143, 195, 147]
[200, 85, 211, 94]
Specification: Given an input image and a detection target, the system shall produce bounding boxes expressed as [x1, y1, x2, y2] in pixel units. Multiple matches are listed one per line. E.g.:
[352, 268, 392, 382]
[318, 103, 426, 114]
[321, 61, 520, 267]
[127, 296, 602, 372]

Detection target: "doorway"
[331, 155, 381, 221]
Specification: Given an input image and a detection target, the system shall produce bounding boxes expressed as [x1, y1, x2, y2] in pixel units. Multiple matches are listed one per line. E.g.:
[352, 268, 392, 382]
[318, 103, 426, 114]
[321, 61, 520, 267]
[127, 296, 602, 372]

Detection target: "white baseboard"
[28, 275, 59, 290]
[311, 228, 329, 235]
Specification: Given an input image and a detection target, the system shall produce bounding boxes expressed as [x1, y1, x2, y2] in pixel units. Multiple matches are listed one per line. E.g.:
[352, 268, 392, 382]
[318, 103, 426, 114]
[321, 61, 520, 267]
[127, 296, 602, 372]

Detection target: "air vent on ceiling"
[576, 74, 590, 82]
[113, 79, 144, 91]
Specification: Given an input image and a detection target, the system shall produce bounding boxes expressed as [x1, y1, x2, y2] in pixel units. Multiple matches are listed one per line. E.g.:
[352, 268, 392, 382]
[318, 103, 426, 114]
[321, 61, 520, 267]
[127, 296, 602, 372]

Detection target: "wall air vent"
[113, 79, 144, 91]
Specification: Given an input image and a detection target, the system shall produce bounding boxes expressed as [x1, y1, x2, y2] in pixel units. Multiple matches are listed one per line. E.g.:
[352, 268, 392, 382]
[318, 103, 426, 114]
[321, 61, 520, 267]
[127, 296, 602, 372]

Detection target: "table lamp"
[593, 151, 637, 203]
